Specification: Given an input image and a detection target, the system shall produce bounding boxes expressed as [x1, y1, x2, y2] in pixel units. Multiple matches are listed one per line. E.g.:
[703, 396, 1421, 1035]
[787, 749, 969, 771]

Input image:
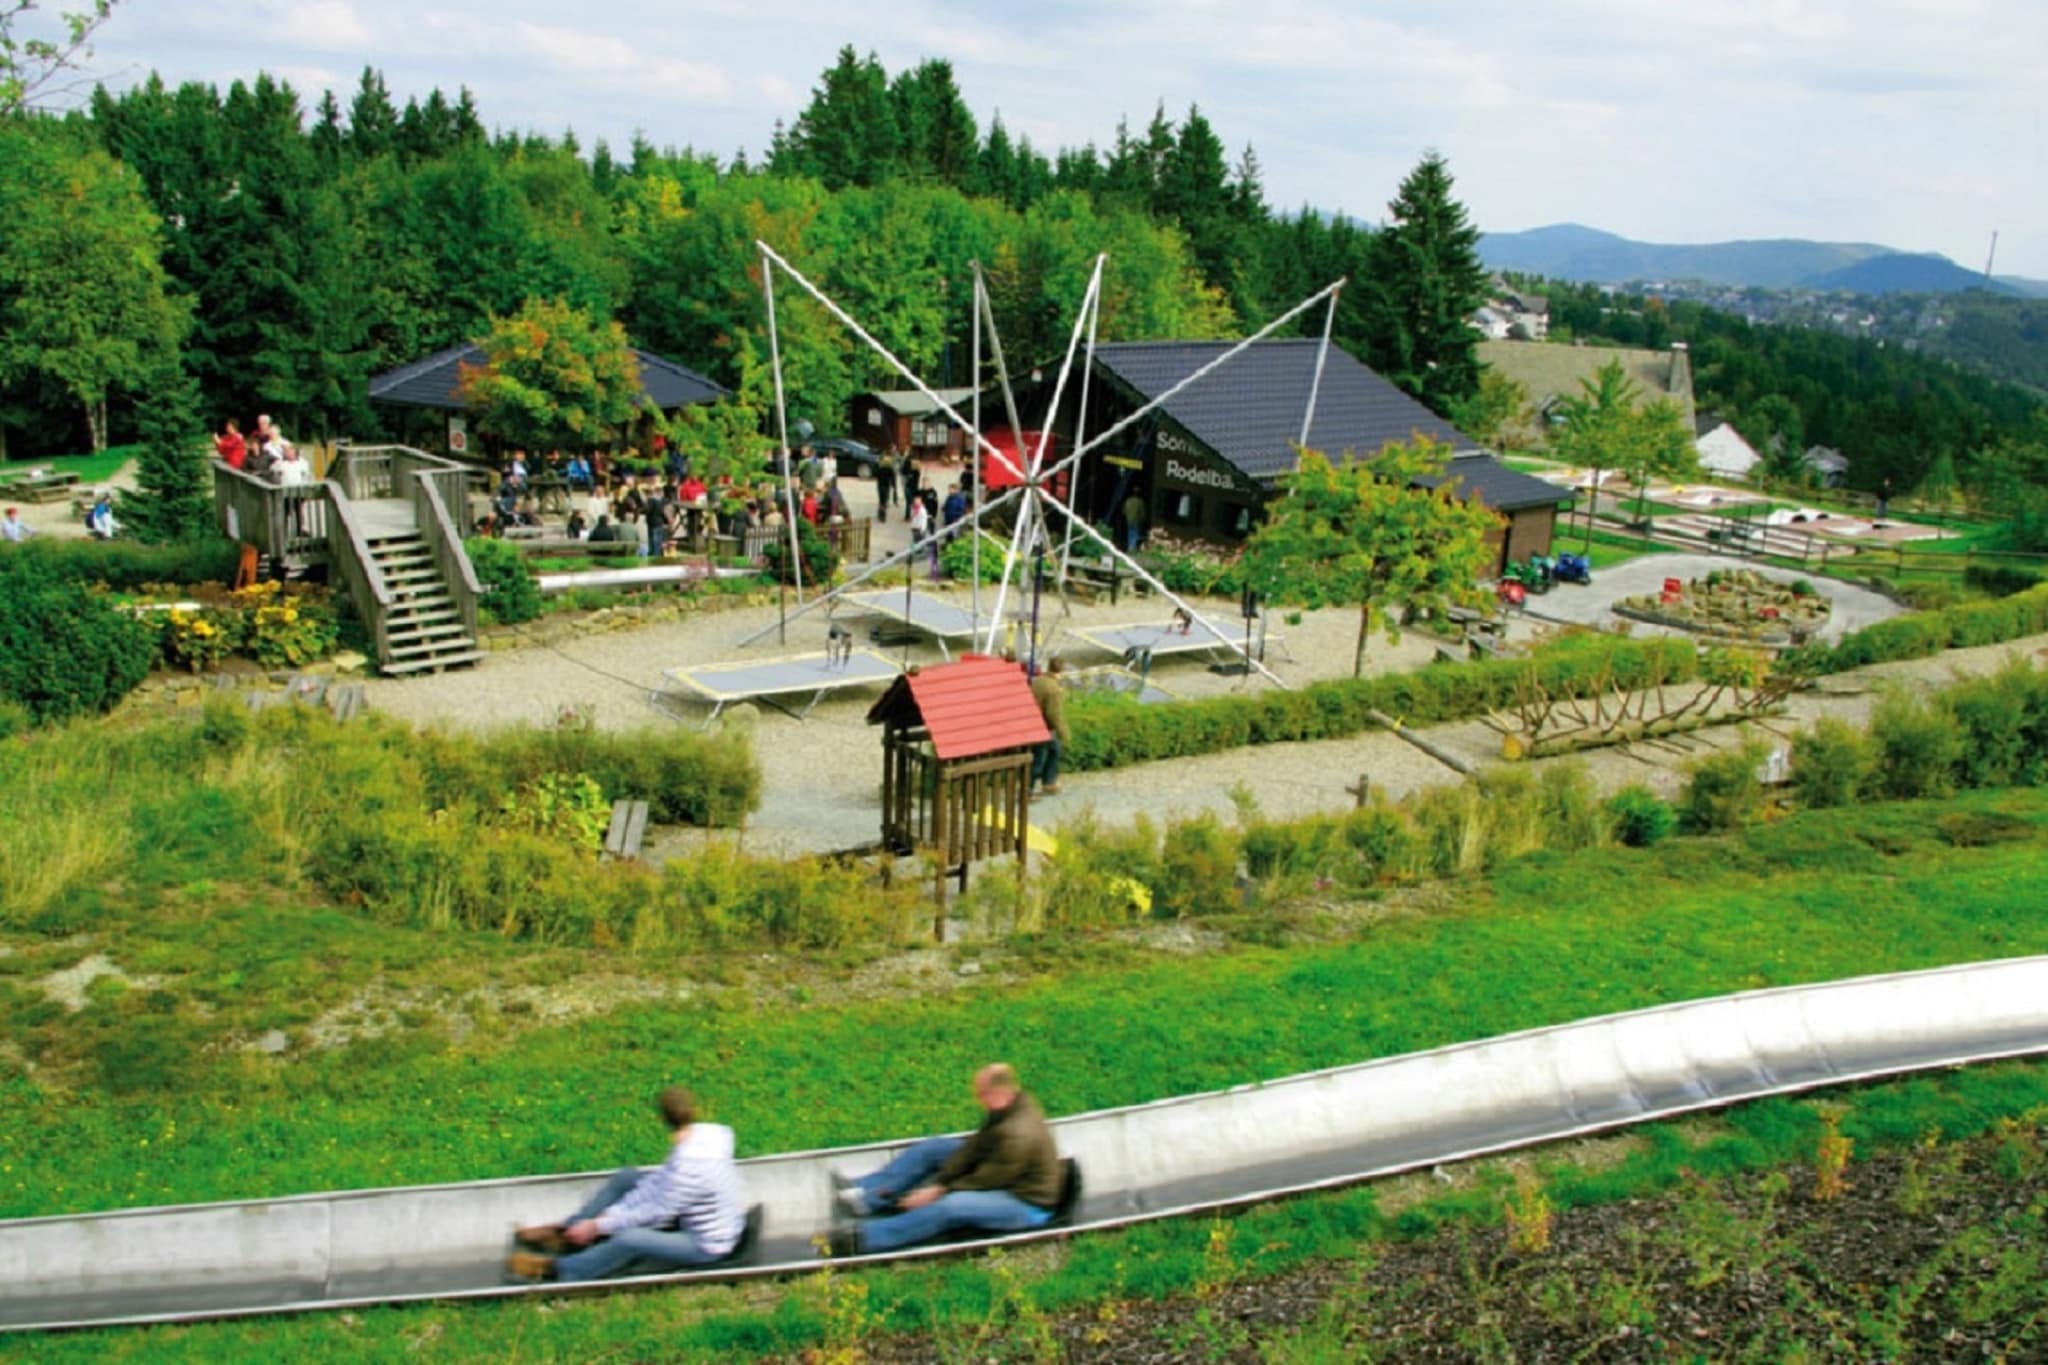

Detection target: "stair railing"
[320, 483, 397, 665]
[411, 473, 482, 644]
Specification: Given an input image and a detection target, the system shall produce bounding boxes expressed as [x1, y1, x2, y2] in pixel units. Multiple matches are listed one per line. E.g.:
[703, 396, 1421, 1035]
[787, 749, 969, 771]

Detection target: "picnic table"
[0, 468, 80, 502]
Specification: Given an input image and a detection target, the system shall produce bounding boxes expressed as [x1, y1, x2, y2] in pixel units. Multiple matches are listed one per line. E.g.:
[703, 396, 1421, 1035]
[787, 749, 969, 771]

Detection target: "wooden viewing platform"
[212, 445, 485, 676]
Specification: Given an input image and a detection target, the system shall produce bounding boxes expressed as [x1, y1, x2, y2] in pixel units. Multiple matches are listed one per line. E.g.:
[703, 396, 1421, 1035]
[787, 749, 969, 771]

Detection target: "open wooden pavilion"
[866, 656, 1048, 924]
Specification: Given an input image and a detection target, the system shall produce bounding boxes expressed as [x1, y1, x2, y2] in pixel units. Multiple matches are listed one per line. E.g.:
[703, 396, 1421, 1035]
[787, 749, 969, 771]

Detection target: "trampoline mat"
[664, 649, 899, 701]
[839, 590, 992, 639]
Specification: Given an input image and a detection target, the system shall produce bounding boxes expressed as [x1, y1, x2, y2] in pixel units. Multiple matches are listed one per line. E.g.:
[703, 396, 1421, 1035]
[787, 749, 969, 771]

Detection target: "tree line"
[0, 46, 1493, 463]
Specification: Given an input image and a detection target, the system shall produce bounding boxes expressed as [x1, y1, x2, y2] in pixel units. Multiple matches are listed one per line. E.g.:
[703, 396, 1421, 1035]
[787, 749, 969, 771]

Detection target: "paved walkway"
[1522, 553, 1901, 641]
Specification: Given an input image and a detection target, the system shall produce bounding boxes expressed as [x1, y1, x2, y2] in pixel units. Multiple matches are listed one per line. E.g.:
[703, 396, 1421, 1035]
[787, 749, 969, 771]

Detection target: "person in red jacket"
[214, 419, 247, 470]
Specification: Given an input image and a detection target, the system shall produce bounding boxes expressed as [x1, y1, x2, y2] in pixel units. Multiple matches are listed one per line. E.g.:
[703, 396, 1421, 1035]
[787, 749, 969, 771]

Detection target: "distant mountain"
[1480, 223, 2043, 297]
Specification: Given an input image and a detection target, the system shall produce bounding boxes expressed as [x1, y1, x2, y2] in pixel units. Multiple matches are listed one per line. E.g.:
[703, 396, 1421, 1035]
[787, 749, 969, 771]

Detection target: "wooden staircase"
[365, 529, 486, 675]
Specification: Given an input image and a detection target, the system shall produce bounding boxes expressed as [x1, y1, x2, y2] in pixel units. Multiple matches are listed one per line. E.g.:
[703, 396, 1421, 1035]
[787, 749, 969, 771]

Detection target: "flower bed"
[1615, 567, 1830, 644]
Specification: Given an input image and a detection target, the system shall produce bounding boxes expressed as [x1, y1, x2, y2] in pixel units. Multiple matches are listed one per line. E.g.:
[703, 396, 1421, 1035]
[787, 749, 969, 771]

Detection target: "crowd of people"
[505, 1063, 1065, 1281]
[214, 414, 312, 489]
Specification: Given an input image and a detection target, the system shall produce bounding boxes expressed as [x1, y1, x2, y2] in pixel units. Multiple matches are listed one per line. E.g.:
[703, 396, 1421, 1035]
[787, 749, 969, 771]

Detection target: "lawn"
[0, 443, 141, 487]
[9, 788, 2047, 1360]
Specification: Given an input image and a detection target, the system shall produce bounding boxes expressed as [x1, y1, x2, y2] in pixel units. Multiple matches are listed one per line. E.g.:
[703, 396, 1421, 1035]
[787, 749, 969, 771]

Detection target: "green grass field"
[9, 788, 2046, 1360]
[0, 443, 140, 488]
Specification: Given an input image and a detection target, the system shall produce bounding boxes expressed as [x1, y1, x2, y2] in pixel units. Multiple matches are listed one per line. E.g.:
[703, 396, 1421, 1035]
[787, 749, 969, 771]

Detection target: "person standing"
[1122, 489, 1147, 553]
[642, 482, 668, 559]
[214, 419, 247, 471]
[1028, 657, 1067, 795]
[907, 489, 930, 549]
[1, 507, 33, 542]
[874, 447, 897, 523]
[509, 1086, 747, 1282]
[900, 450, 921, 511]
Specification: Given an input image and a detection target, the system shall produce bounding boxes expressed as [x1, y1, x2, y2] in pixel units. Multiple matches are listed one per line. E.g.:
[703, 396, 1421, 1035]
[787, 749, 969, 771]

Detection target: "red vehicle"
[977, 428, 1070, 501]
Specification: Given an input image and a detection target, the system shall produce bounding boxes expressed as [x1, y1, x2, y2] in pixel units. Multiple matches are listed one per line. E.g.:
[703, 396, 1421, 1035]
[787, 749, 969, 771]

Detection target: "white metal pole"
[1299, 283, 1343, 449]
[761, 246, 804, 636]
[983, 488, 1037, 655]
[970, 270, 985, 627]
[756, 241, 1028, 486]
[1058, 273, 1104, 585]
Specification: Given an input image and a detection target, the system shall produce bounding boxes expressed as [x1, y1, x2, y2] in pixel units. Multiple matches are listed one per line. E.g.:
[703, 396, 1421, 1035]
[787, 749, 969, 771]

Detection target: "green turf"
[0, 443, 141, 488]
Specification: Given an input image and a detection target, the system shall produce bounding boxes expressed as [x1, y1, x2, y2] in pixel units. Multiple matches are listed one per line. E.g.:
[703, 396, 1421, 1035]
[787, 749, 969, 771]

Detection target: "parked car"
[762, 437, 882, 481]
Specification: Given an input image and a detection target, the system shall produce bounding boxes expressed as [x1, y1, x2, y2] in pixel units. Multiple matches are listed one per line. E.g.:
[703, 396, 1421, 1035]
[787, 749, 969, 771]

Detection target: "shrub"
[1534, 762, 1608, 851]
[0, 559, 157, 723]
[427, 721, 763, 827]
[762, 519, 838, 586]
[1865, 690, 1963, 800]
[0, 536, 240, 589]
[1682, 741, 1768, 833]
[1791, 718, 1871, 809]
[465, 537, 542, 625]
[1963, 563, 2044, 598]
[1941, 660, 2048, 790]
[939, 530, 1023, 585]
[1155, 812, 1242, 917]
[1607, 785, 1677, 847]
[1798, 583, 2048, 674]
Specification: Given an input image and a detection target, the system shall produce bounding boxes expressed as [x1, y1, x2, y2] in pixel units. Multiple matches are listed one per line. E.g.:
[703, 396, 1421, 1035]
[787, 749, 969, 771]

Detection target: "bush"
[1607, 785, 1677, 847]
[464, 538, 542, 625]
[1791, 718, 1871, 809]
[1865, 690, 1963, 801]
[939, 529, 1024, 585]
[1963, 563, 2044, 598]
[0, 557, 157, 723]
[1, 536, 240, 589]
[1155, 812, 1242, 917]
[425, 721, 763, 827]
[1066, 634, 1700, 773]
[1535, 762, 1608, 851]
[1793, 583, 2048, 674]
[762, 519, 838, 586]
[1682, 742, 1768, 833]
[1942, 660, 2048, 790]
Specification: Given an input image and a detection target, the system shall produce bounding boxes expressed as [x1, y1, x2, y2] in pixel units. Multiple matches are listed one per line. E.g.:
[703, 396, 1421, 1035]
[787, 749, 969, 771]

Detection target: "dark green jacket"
[935, 1092, 1062, 1207]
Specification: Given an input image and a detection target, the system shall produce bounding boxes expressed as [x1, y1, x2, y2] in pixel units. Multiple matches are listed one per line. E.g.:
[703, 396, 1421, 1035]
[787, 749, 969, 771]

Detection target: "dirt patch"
[39, 953, 160, 1012]
[849, 1121, 2048, 1362]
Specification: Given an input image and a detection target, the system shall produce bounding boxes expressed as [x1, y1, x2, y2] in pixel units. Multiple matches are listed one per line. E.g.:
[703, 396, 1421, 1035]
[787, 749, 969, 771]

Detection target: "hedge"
[1065, 635, 1699, 771]
[0, 553, 157, 722]
[0, 536, 240, 589]
[1066, 584, 2048, 775]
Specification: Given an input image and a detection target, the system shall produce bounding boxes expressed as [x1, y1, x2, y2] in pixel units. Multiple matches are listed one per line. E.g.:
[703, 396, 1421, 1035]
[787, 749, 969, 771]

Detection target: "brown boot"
[505, 1250, 557, 1280]
[514, 1223, 569, 1254]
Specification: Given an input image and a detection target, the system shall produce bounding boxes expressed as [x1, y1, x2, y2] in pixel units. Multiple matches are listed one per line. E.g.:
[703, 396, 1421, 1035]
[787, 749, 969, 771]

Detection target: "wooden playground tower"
[867, 657, 1049, 926]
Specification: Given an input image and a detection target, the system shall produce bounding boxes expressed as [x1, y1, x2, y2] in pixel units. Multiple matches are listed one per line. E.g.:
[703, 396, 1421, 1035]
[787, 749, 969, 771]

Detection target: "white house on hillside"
[1696, 422, 1761, 480]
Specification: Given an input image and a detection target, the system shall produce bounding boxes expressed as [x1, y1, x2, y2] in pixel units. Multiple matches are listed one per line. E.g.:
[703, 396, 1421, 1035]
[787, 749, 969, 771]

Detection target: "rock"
[957, 961, 983, 976]
[332, 650, 369, 675]
[258, 1029, 290, 1055]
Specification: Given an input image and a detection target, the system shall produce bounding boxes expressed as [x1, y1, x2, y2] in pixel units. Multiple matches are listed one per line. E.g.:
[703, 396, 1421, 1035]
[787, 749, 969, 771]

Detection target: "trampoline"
[833, 590, 998, 659]
[1069, 617, 1290, 667]
[1064, 665, 1179, 705]
[652, 649, 901, 722]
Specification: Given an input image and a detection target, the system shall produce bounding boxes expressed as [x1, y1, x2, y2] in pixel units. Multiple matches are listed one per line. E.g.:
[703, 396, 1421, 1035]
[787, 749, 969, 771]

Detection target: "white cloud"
[279, 1, 371, 49]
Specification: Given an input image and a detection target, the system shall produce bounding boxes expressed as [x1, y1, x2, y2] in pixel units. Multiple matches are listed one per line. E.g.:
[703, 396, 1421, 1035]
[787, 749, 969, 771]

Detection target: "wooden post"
[931, 763, 948, 936]
[1345, 773, 1371, 809]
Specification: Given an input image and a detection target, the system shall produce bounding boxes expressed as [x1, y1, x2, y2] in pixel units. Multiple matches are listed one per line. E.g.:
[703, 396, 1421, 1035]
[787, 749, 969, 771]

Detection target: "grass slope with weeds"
[3, 792, 2048, 1358]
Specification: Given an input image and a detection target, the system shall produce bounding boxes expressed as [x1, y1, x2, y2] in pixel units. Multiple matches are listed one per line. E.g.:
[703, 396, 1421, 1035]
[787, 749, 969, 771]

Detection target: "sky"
[37, 0, 2048, 278]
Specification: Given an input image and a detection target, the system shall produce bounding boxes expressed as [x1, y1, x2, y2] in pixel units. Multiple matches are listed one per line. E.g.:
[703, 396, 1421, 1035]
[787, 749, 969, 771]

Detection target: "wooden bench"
[604, 799, 650, 860]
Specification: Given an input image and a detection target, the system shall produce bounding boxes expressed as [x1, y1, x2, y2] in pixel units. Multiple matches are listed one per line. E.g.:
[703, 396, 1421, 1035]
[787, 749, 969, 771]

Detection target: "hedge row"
[1064, 584, 2048, 774]
[1064, 635, 1700, 771]
[0, 536, 241, 589]
[1784, 582, 2048, 673]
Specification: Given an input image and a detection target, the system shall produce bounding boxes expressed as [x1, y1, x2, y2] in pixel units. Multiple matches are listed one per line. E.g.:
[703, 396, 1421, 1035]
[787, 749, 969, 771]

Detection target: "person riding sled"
[507, 1086, 747, 1282]
[826, 1063, 1063, 1256]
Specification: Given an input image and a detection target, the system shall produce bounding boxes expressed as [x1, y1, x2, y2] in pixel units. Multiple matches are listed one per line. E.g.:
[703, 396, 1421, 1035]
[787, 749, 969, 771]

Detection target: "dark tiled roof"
[867, 655, 1049, 760]
[1414, 455, 1574, 513]
[1090, 339, 1479, 485]
[368, 343, 727, 411]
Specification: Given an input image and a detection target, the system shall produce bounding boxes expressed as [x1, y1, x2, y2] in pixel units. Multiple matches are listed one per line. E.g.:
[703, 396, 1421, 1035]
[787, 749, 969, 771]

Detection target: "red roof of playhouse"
[866, 655, 1050, 760]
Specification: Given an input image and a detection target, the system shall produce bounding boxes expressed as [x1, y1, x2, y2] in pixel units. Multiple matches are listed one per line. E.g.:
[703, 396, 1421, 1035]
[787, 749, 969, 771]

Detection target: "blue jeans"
[552, 1167, 722, 1282]
[849, 1137, 1053, 1253]
[1032, 738, 1062, 788]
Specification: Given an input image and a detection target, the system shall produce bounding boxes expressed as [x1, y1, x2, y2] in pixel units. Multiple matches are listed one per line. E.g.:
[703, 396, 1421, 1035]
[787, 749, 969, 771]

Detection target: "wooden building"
[981, 339, 1571, 577]
[846, 388, 977, 460]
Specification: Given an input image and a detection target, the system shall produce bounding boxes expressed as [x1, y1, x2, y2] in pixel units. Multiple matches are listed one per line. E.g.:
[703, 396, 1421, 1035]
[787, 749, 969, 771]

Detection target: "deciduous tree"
[1244, 438, 1496, 676]
[457, 297, 642, 452]
[1550, 358, 1696, 544]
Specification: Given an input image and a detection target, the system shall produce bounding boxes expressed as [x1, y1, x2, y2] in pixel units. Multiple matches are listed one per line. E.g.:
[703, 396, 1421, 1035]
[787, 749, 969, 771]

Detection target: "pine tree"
[123, 358, 211, 543]
[348, 67, 398, 159]
[1361, 152, 1490, 415]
